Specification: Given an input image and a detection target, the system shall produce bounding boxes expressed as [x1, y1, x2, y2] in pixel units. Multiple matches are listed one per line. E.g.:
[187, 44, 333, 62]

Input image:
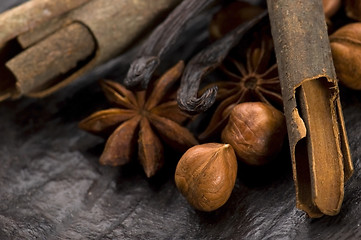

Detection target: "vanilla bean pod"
[124, 0, 215, 90]
[267, 0, 353, 217]
[177, 10, 267, 114]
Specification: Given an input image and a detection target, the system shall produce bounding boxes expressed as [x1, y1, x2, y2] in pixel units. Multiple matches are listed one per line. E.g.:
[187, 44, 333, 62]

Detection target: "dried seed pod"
[345, 0, 361, 21]
[175, 143, 237, 212]
[330, 23, 361, 90]
[221, 102, 286, 166]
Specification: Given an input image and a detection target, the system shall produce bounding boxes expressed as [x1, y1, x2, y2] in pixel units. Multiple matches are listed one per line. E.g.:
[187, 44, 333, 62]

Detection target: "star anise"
[199, 32, 282, 140]
[79, 61, 198, 177]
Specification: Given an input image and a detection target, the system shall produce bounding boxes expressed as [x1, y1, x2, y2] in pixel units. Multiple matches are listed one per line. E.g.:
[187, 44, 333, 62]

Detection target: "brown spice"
[79, 61, 198, 177]
[267, 0, 353, 217]
[177, 10, 267, 115]
[6, 22, 96, 95]
[0, 0, 181, 101]
[124, 0, 213, 90]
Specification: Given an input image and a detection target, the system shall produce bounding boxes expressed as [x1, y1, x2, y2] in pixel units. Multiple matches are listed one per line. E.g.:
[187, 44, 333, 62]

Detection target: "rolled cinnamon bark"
[6, 23, 95, 95]
[0, 0, 180, 100]
[0, 0, 91, 47]
[267, 0, 353, 217]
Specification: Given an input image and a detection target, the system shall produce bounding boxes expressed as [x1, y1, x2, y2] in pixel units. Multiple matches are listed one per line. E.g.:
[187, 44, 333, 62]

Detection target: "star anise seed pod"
[79, 61, 198, 177]
[199, 33, 282, 140]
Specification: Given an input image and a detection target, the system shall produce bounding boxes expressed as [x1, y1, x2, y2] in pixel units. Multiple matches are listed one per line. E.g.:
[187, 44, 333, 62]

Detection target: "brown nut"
[174, 143, 237, 212]
[345, 0, 361, 21]
[330, 23, 361, 90]
[221, 102, 286, 166]
[323, 0, 341, 19]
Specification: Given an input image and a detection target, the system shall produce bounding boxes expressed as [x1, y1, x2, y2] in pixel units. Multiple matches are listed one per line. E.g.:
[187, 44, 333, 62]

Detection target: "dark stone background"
[1, 1, 361, 239]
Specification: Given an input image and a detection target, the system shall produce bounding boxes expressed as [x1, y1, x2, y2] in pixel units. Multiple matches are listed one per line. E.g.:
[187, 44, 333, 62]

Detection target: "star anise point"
[80, 61, 196, 177]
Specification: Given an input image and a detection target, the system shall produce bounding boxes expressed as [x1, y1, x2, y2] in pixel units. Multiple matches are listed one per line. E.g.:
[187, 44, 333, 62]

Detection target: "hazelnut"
[221, 102, 286, 166]
[323, 0, 341, 19]
[345, 0, 361, 21]
[175, 143, 237, 212]
[330, 23, 361, 90]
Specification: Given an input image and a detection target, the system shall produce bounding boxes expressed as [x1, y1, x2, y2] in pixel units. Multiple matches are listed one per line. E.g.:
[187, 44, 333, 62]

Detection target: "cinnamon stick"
[0, 0, 90, 47]
[6, 23, 95, 95]
[17, 16, 69, 49]
[267, 0, 353, 217]
[0, 0, 181, 100]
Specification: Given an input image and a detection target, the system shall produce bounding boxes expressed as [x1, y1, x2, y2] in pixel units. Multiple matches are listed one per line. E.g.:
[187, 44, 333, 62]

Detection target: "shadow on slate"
[1, 1, 361, 239]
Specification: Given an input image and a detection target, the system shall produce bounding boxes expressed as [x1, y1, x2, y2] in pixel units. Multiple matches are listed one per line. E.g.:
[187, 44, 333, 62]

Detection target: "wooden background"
[1, 1, 361, 239]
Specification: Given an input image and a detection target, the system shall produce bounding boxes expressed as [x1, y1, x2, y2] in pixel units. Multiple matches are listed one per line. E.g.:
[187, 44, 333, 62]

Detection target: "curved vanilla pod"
[124, 0, 214, 90]
[177, 10, 267, 114]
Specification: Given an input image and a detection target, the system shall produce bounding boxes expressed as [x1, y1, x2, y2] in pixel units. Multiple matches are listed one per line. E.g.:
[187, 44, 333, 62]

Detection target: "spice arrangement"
[2, 0, 361, 220]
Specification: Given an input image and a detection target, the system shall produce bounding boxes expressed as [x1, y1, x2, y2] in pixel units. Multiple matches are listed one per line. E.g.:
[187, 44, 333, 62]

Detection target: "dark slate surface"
[1, 1, 361, 239]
